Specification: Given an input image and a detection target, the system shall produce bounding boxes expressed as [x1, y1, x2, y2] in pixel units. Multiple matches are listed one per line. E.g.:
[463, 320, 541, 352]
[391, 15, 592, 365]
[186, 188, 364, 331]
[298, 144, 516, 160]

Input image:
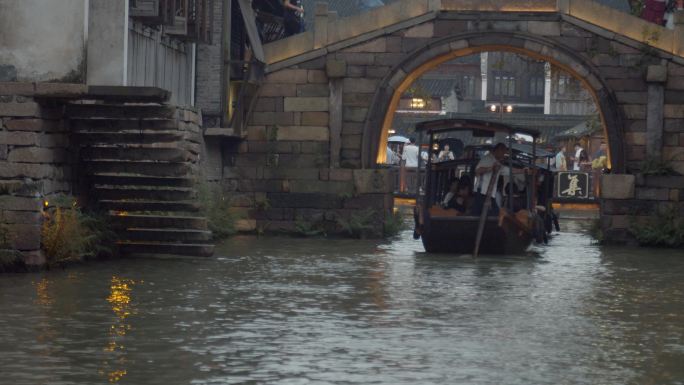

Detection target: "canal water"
[1, 220, 683, 385]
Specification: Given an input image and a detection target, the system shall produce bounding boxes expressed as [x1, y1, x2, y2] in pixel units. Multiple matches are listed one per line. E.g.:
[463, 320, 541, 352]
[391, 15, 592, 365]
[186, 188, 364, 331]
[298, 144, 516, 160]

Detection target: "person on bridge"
[555, 146, 568, 171]
[283, 0, 305, 37]
[437, 144, 455, 162]
[401, 138, 419, 168]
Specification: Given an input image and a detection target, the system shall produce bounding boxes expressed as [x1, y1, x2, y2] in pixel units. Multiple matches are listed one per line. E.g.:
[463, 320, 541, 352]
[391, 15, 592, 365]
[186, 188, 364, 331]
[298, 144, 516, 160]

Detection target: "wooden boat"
[412, 119, 546, 255]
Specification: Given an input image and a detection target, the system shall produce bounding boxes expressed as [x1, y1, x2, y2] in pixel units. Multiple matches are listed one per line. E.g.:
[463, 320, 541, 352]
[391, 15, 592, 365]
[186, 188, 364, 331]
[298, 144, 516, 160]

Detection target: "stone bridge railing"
[263, 0, 684, 70]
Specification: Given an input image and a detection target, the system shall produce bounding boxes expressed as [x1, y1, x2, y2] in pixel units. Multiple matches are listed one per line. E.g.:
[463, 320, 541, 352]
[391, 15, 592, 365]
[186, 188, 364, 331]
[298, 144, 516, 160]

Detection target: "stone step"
[123, 228, 212, 243]
[70, 117, 179, 132]
[81, 145, 190, 162]
[118, 241, 214, 257]
[99, 199, 201, 213]
[82, 159, 192, 177]
[92, 173, 194, 187]
[75, 131, 184, 145]
[66, 104, 177, 119]
[110, 214, 208, 230]
[94, 184, 196, 201]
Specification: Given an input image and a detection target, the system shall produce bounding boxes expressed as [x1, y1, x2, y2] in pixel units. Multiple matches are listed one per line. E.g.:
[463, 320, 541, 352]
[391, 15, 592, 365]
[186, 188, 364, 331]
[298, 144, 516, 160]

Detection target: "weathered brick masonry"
[0, 83, 79, 264]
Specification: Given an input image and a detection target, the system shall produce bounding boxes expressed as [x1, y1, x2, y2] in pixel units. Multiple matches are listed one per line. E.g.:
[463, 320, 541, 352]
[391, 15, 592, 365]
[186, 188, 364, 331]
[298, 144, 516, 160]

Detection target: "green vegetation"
[587, 218, 605, 244]
[197, 182, 238, 240]
[336, 210, 379, 239]
[41, 195, 115, 267]
[383, 210, 406, 237]
[630, 210, 684, 248]
[0, 219, 24, 273]
[294, 217, 327, 237]
[640, 156, 676, 176]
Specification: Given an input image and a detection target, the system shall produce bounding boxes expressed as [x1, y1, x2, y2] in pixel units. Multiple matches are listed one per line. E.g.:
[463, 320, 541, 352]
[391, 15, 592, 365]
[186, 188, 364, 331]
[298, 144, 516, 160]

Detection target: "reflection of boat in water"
[413, 119, 552, 255]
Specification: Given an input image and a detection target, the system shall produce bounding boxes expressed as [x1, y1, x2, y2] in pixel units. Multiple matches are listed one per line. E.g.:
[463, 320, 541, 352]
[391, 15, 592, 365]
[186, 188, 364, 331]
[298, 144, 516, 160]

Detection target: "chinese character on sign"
[562, 174, 582, 196]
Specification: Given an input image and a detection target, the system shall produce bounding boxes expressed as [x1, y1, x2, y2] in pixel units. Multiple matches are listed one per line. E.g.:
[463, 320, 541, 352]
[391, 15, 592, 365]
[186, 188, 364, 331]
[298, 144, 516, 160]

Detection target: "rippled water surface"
[1, 219, 684, 385]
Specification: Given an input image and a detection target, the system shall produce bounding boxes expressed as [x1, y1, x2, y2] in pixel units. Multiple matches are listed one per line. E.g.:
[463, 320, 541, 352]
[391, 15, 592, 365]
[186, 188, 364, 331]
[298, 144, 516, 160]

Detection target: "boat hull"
[420, 215, 533, 255]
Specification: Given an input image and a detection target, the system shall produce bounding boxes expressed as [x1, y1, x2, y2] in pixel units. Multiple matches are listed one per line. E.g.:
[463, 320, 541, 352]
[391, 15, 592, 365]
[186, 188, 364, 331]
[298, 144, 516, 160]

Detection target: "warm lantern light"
[410, 98, 426, 109]
[388, 129, 396, 134]
[432, 143, 439, 151]
[43, 200, 49, 208]
[489, 104, 497, 112]
[506, 105, 514, 113]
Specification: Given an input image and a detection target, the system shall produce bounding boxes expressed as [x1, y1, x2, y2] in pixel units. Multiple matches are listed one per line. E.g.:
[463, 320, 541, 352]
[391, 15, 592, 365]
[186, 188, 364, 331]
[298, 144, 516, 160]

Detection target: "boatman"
[472, 143, 509, 216]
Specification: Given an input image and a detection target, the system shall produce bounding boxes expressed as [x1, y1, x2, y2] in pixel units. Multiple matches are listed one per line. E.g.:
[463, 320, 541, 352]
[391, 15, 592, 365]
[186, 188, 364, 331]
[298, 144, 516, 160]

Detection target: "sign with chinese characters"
[556, 172, 589, 199]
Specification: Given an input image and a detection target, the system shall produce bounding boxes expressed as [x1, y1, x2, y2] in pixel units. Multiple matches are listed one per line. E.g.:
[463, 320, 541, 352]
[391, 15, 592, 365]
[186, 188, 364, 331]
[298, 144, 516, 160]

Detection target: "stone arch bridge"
[213, 0, 684, 241]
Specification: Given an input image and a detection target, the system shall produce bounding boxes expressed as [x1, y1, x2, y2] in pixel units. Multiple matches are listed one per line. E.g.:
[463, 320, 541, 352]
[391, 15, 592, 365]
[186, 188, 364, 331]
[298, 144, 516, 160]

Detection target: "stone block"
[4, 118, 62, 132]
[254, 98, 277, 112]
[0, 102, 42, 117]
[646, 65, 668, 83]
[366, 66, 391, 78]
[602, 199, 657, 215]
[665, 90, 684, 104]
[259, 83, 297, 97]
[622, 104, 647, 119]
[10, 224, 41, 250]
[636, 187, 671, 201]
[38, 134, 69, 148]
[284, 97, 328, 112]
[664, 105, 684, 118]
[353, 169, 393, 194]
[347, 65, 366, 78]
[307, 70, 327, 83]
[0, 163, 55, 179]
[343, 107, 368, 122]
[342, 122, 364, 135]
[615, 92, 648, 104]
[329, 168, 353, 181]
[34, 83, 87, 97]
[627, 145, 646, 161]
[296, 84, 329, 97]
[263, 167, 320, 180]
[277, 126, 329, 141]
[289, 180, 354, 194]
[341, 134, 362, 149]
[0, 82, 34, 96]
[607, 78, 647, 92]
[600, 174, 635, 199]
[301, 112, 329, 126]
[0, 196, 41, 211]
[664, 132, 680, 146]
[8, 147, 65, 163]
[528, 21, 560, 36]
[326, 59, 347, 78]
[666, 76, 684, 90]
[0, 131, 38, 146]
[2, 211, 41, 224]
[250, 112, 295, 125]
[343, 93, 374, 107]
[247, 126, 268, 141]
[265, 69, 308, 84]
[664, 119, 684, 132]
[625, 132, 647, 145]
[404, 22, 434, 38]
[342, 78, 378, 94]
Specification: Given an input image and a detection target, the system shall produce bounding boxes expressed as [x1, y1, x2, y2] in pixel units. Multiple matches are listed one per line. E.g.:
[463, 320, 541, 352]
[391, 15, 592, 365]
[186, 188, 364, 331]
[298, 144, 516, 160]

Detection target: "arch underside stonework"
[363, 31, 627, 172]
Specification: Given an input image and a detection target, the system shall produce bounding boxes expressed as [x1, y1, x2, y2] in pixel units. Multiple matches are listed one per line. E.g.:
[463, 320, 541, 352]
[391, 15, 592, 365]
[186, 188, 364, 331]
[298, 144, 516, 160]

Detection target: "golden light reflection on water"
[102, 276, 137, 383]
[34, 277, 53, 307]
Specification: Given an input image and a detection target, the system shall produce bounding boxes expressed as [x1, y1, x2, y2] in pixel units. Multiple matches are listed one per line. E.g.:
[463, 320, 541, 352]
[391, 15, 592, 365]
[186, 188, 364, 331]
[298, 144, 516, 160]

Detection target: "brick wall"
[0, 83, 75, 265]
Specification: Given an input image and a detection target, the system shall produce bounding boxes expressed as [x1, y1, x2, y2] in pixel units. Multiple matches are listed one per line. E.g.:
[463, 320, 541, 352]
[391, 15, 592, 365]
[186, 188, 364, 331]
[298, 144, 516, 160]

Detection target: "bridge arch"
[363, 31, 626, 172]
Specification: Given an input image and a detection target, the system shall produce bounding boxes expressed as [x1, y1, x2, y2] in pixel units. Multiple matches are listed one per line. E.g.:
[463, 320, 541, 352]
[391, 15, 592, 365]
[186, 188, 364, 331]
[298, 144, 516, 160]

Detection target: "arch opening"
[365, 35, 625, 176]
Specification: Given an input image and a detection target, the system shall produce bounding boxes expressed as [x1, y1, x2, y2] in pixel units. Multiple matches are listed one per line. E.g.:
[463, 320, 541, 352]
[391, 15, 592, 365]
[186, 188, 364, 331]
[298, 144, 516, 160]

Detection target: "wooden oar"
[473, 166, 500, 258]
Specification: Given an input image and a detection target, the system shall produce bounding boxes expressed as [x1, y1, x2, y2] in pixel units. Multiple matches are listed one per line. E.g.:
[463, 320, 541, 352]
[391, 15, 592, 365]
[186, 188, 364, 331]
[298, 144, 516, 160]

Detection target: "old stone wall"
[0, 83, 78, 264]
[601, 174, 684, 242]
[195, 0, 225, 127]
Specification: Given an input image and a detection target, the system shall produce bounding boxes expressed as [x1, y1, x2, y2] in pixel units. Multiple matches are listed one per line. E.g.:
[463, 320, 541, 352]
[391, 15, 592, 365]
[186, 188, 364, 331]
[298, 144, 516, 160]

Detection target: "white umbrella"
[387, 135, 410, 143]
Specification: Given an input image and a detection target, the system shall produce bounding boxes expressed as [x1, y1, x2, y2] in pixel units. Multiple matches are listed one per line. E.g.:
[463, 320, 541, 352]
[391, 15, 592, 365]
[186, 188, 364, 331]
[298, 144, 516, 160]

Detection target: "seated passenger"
[443, 176, 472, 214]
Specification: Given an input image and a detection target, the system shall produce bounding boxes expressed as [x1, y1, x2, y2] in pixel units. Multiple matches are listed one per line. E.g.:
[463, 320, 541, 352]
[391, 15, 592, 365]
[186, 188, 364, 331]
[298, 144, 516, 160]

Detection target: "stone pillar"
[674, 11, 684, 57]
[645, 65, 667, 159]
[327, 58, 346, 168]
[87, 0, 129, 85]
[313, 2, 329, 49]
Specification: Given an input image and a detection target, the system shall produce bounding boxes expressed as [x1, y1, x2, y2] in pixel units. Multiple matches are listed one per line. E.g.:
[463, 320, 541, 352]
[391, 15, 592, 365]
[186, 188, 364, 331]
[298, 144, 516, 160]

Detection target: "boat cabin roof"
[415, 119, 540, 138]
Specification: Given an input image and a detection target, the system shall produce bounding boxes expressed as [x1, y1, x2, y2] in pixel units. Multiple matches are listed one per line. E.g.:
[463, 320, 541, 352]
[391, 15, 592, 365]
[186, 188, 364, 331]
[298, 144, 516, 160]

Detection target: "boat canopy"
[415, 119, 541, 138]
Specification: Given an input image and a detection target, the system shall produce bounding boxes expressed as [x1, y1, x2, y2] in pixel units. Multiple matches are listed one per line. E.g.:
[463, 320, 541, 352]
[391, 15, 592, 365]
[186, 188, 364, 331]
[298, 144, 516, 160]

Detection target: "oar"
[473, 166, 500, 258]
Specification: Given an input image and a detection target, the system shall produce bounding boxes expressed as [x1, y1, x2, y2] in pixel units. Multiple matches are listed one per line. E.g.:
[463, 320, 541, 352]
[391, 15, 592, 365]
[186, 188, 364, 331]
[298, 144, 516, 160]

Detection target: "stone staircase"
[69, 100, 214, 257]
